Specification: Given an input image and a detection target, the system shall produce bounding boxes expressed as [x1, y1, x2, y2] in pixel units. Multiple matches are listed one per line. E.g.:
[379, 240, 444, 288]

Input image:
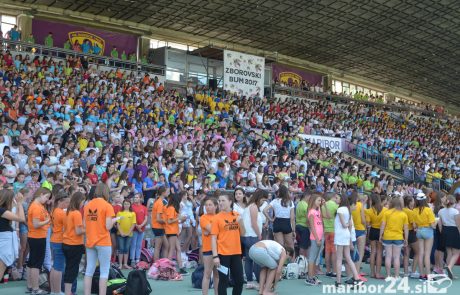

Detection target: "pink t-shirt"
[308, 208, 323, 241]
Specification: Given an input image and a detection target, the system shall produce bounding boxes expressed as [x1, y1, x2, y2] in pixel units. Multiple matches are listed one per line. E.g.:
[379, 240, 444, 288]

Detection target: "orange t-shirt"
[84, 198, 115, 248]
[63, 210, 84, 245]
[151, 197, 165, 229]
[27, 202, 50, 239]
[50, 208, 66, 243]
[164, 206, 179, 235]
[200, 213, 215, 252]
[211, 211, 242, 255]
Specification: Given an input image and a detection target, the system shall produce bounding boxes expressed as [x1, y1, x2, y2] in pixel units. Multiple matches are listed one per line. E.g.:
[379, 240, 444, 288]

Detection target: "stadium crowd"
[0, 46, 459, 295]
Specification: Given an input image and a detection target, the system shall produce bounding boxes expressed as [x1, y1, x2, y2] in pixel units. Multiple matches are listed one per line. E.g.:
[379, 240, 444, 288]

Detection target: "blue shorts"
[416, 227, 434, 240]
[382, 240, 404, 247]
[355, 230, 366, 238]
[152, 228, 165, 237]
[50, 242, 66, 272]
[202, 251, 212, 256]
[19, 223, 28, 235]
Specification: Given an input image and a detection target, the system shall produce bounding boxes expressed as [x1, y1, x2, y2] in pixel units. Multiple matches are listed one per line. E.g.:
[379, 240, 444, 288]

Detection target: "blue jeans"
[241, 236, 260, 282]
[85, 246, 112, 279]
[117, 235, 132, 254]
[130, 231, 144, 261]
[50, 242, 65, 272]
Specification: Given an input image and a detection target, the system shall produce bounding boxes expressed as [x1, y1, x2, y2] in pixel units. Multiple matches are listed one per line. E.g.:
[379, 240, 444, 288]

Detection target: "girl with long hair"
[116, 199, 136, 269]
[305, 194, 325, 286]
[165, 193, 187, 274]
[365, 194, 388, 279]
[403, 196, 419, 278]
[0, 189, 25, 280]
[62, 192, 86, 295]
[413, 193, 436, 281]
[263, 185, 295, 250]
[199, 196, 219, 295]
[242, 189, 269, 290]
[380, 197, 409, 279]
[437, 195, 459, 279]
[49, 190, 70, 295]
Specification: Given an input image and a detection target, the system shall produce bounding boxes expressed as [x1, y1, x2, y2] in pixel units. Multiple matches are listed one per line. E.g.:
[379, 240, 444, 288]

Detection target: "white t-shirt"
[261, 240, 284, 261]
[242, 205, 263, 237]
[270, 198, 294, 219]
[438, 207, 459, 227]
[334, 206, 352, 245]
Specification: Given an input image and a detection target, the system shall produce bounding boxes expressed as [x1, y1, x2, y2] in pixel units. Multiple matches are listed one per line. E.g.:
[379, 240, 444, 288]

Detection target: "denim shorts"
[382, 240, 404, 247]
[416, 227, 434, 240]
[202, 251, 212, 256]
[50, 242, 66, 272]
[19, 223, 28, 234]
[355, 230, 366, 238]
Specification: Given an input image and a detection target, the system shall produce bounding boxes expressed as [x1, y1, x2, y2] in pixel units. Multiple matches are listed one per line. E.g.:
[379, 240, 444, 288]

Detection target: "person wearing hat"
[413, 193, 436, 281]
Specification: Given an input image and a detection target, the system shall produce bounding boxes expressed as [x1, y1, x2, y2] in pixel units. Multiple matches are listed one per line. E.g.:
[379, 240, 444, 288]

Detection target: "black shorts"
[62, 244, 85, 284]
[369, 227, 380, 241]
[27, 237, 46, 269]
[152, 228, 165, 237]
[408, 230, 417, 244]
[203, 251, 212, 256]
[110, 227, 117, 234]
[443, 226, 460, 249]
[166, 234, 177, 238]
[295, 225, 311, 250]
[273, 218, 292, 234]
[435, 226, 446, 251]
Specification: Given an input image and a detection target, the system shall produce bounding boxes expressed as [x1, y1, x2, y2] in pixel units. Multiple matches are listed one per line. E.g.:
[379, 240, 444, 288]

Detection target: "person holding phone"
[211, 194, 245, 295]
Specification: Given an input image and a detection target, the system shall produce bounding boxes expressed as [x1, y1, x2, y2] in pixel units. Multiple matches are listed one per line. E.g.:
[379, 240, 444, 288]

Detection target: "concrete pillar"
[17, 14, 33, 41]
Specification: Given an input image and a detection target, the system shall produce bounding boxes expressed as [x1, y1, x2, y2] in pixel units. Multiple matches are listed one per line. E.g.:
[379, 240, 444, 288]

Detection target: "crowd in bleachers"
[0, 45, 459, 295]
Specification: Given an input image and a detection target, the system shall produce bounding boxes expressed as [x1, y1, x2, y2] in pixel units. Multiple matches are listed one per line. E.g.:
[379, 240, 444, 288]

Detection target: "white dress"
[334, 206, 352, 246]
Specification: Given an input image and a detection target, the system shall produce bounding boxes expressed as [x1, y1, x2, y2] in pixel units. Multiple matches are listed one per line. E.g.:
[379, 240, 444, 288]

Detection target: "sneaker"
[419, 275, 427, 281]
[314, 276, 322, 284]
[326, 272, 337, 277]
[409, 272, 420, 279]
[25, 288, 33, 293]
[179, 268, 189, 275]
[345, 278, 363, 286]
[31, 290, 48, 295]
[445, 267, 454, 280]
[335, 282, 342, 288]
[305, 277, 319, 286]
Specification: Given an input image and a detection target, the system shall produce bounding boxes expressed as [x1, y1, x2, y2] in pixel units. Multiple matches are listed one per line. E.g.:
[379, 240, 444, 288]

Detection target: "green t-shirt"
[341, 173, 349, 184]
[44, 35, 53, 47]
[26, 35, 35, 44]
[141, 56, 147, 64]
[129, 54, 136, 62]
[63, 41, 71, 50]
[363, 180, 374, 192]
[295, 200, 308, 227]
[111, 49, 119, 58]
[348, 175, 358, 185]
[323, 200, 339, 233]
[121, 52, 127, 60]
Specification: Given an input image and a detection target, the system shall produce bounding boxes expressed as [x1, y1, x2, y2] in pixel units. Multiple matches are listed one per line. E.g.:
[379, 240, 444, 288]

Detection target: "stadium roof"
[11, 0, 460, 106]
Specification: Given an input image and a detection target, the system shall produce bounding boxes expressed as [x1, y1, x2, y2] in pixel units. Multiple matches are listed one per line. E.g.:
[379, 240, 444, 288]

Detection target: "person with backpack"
[130, 193, 148, 267]
[116, 199, 136, 269]
[248, 240, 294, 295]
[199, 196, 219, 295]
[49, 190, 70, 295]
[83, 184, 117, 295]
[151, 187, 169, 262]
[62, 192, 85, 295]
[211, 194, 245, 295]
[164, 193, 188, 275]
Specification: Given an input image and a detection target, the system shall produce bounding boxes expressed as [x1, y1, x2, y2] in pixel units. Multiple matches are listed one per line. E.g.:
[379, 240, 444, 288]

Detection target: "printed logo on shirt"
[87, 209, 98, 221]
[224, 218, 239, 231]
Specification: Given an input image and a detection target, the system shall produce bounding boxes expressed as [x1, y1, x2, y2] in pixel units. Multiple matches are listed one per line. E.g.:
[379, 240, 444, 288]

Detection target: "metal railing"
[273, 84, 449, 119]
[1, 39, 165, 76]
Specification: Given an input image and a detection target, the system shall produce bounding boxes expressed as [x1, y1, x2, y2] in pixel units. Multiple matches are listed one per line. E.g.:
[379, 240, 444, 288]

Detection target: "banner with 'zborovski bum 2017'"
[223, 50, 265, 97]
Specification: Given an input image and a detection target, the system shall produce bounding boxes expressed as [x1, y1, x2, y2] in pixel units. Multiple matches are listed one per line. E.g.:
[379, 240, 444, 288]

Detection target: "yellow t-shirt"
[382, 209, 408, 240]
[116, 211, 136, 237]
[352, 201, 366, 231]
[78, 138, 88, 152]
[403, 208, 415, 230]
[414, 207, 435, 228]
[365, 207, 388, 229]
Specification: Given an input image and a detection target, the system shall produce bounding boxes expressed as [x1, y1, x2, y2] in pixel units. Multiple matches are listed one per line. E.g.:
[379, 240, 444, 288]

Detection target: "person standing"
[151, 187, 169, 262]
[83, 184, 116, 295]
[116, 199, 136, 269]
[62, 192, 86, 295]
[44, 32, 53, 47]
[211, 194, 245, 295]
[26, 188, 52, 295]
[130, 193, 148, 267]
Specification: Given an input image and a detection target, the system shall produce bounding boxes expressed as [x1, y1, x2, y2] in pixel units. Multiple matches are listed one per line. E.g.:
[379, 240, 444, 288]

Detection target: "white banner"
[298, 134, 345, 152]
[224, 50, 264, 97]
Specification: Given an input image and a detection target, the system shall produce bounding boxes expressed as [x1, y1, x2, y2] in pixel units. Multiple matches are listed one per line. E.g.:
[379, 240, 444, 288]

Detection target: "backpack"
[140, 248, 154, 264]
[125, 270, 152, 295]
[284, 263, 299, 280]
[191, 264, 213, 289]
[91, 264, 125, 294]
[187, 248, 200, 262]
[295, 255, 308, 279]
[106, 278, 127, 295]
[147, 258, 182, 281]
[136, 261, 151, 270]
[38, 268, 50, 292]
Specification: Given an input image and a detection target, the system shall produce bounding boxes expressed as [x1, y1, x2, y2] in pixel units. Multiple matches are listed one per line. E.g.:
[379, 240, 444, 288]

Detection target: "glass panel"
[363, 88, 370, 94]
[334, 80, 342, 93]
[1, 23, 14, 37]
[2, 15, 16, 24]
[357, 86, 363, 92]
[350, 84, 356, 94]
[370, 90, 376, 96]
[150, 39, 167, 49]
[166, 70, 181, 81]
